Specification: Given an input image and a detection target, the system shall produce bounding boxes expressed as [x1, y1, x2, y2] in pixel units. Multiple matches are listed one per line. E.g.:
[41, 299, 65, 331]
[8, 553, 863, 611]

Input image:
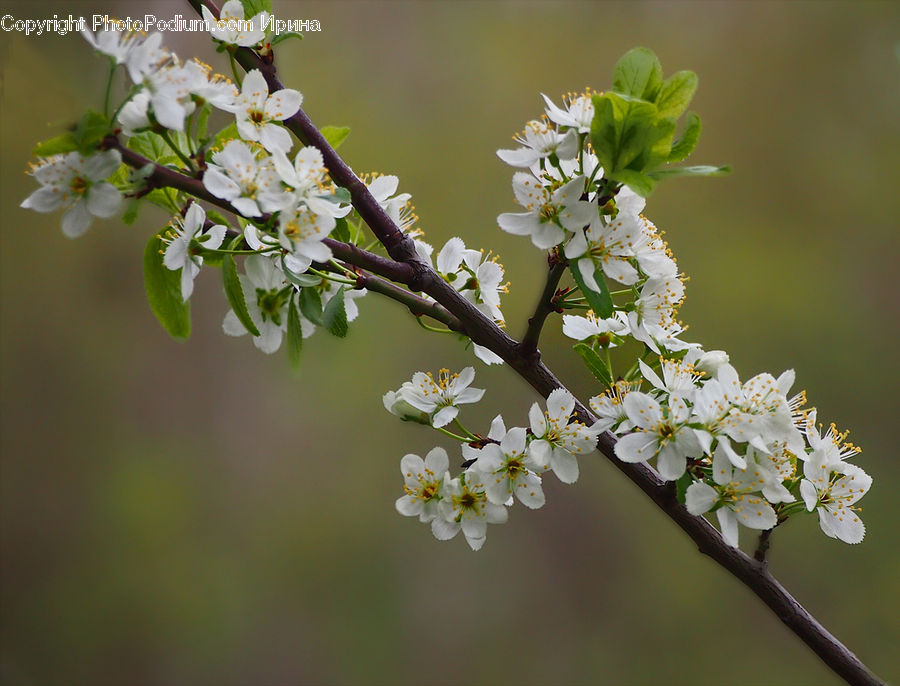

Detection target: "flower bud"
[696, 350, 729, 376]
[382, 389, 429, 424]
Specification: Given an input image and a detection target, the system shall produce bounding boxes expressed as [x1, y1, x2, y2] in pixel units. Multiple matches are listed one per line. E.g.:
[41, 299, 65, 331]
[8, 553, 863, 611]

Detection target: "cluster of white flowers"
[390, 372, 598, 550]
[588, 352, 872, 546]
[497, 92, 688, 355]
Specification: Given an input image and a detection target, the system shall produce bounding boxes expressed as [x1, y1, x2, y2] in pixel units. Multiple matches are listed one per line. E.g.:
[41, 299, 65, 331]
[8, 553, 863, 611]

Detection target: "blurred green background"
[1, 1, 898, 684]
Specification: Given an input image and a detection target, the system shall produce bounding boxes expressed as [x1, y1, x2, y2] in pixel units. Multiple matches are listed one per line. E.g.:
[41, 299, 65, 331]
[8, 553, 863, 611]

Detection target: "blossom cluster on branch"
[15, 3, 885, 680]
[19, 2, 871, 564]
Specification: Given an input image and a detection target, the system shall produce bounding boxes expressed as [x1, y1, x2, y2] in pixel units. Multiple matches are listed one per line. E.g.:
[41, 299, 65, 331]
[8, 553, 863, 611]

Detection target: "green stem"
[307, 267, 357, 285]
[103, 63, 115, 118]
[434, 426, 469, 442]
[159, 129, 195, 171]
[415, 317, 455, 334]
[228, 50, 243, 88]
[453, 417, 479, 441]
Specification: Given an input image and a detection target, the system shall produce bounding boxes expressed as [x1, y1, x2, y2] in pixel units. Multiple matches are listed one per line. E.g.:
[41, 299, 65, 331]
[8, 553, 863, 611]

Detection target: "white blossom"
[21, 150, 122, 238]
[432, 470, 508, 551]
[201, 0, 269, 47]
[162, 202, 227, 301]
[396, 447, 449, 523]
[497, 119, 578, 167]
[498, 174, 594, 249]
[474, 426, 545, 509]
[233, 69, 303, 153]
[223, 254, 292, 353]
[528, 389, 597, 484]
[396, 367, 485, 428]
[203, 139, 283, 217]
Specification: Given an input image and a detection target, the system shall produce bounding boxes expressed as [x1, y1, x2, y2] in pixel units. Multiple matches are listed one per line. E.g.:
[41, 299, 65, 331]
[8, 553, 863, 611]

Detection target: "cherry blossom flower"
[475, 426, 546, 509]
[395, 447, 449, 523]
[528, 389, 598, 484]
[21, 150, 122, 238]
[203, 140, 283, 217]
[162, 202, 226, 301]
[201, 0, 269, 47]
[396, 367, 485, 428]
[223, 255, 292, 353]
[497, 119, 578, 167]
[432, 470, 508, 551]
[498, 174, 594, 249]
[233, 69, 303, 153]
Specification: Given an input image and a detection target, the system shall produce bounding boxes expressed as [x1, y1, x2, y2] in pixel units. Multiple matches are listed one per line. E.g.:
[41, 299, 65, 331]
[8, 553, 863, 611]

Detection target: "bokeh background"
[2, 1, 898, 684]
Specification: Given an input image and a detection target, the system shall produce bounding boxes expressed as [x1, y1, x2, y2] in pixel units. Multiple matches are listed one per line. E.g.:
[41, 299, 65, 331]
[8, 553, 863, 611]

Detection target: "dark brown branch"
[177, 6, 884, 684]
[519, 258, 567, 359]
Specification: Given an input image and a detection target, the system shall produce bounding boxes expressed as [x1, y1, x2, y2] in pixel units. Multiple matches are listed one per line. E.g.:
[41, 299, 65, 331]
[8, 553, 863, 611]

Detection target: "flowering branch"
[20, 6, 882, 684]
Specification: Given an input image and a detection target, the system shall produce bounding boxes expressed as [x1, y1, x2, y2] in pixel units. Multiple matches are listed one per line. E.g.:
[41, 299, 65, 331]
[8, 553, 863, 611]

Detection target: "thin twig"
[519, 258, 567, 359]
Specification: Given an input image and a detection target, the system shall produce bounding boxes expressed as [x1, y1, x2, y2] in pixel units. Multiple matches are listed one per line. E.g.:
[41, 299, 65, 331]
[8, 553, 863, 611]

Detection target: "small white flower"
[21, 150, 122, 238]
[589, 380, 640, 434]
[528, 389, 597, 484]
[184, 60, 238, 112]
[271, 146, 350, 218]
[541, 92, 595, 134]
[203, 140, 283, 217]
[123, 31, 167, 84]
[201, 0, 269, 47]
[562, 311, 629, 343]
[276, 205, 335, 273]
[800, 462, 871, 544]
[497, 119, 578, 167]
[432, 470, 508, 551]
[233, 69, 303, 153]
[396, 447, 449, 523]
[397, 367, 485, 428]
[222, 254, 292, 353]
[162, 202, 227, 301]
[614, 391, 701, 481]
[475, 427, 545, 509]
[638, 357, 702, 401]
[564, 203, 640, 288]
[81, 26, 145, 65]
[117, 91, 151, 135]
[694, 349, 730, 377]
[498, 174, 594, 249]
[365, 174, 412, 226]
[626, 275, 686, 354]
[436, 238, 507, 324]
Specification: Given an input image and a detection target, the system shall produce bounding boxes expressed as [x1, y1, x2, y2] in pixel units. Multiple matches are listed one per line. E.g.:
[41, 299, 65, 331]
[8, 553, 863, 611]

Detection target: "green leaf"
[570, 260, 614, 319]
[590, 92, 659, 175]
[281, 257, 321, 288]
[320, 125, 350, 149]
[675, 473, 692, 505]
[331, 217, 350, 243]
[647, 165, 731, 180]
[286, 295, 303, 369]
[656, 70, 698, 119]
[122, 199, 141, 225]
[322, 287, 348, 338]
[573, 343, 612, 387]
[222, 235, 261, 337]
[298, 287, 324, 326]
[74, 110, 110, 153]
[205, 210, 232, 228]
[270, 31, 303, 46]
[609, 169, 657, 197]
[240, 0, 272, 16]
[143, 230, 190, 339]
[195, 103, 212, 141]
[667, 112, 702, 163]
[128, 131, 178, 165]
[210, 122, 239, 152]
[32, 132, 78, 157]
[612, 47, 663, 101]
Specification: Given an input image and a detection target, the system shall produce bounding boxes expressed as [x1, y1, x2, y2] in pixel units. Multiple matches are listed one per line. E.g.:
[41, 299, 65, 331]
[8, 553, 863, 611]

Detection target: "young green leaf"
[74, 110, 110, 153]
[143, 231, 190, 339]
[195, 103, 212, 141]
[667, 112, 702, 163]
[281, 256, 322, 288]
[210, 122, 239, 152]
[128, 131, 179, 165]
[122, 199, 141, 225]
[590, 92, 659, 175]
[298, 286, 324, 326]
[322, 287, 348, 338]
[331, 217, 350, 243]
[320, 125, 350, 149]
[270, 31, 303, 46]
[573, 343, 612, 387]
[675, 472, 693, 505]
[609, 169, 657, 197]
[656, 70, 698, 119]
[222, 235, 261, 337]
[32, 133, 78, 157]
[239, 0, 272, 16]
[286, 295, 303, 369]
[647, 165, 731, 180]
[612, 47, 663, 101]
[570, 260, 614, 319]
